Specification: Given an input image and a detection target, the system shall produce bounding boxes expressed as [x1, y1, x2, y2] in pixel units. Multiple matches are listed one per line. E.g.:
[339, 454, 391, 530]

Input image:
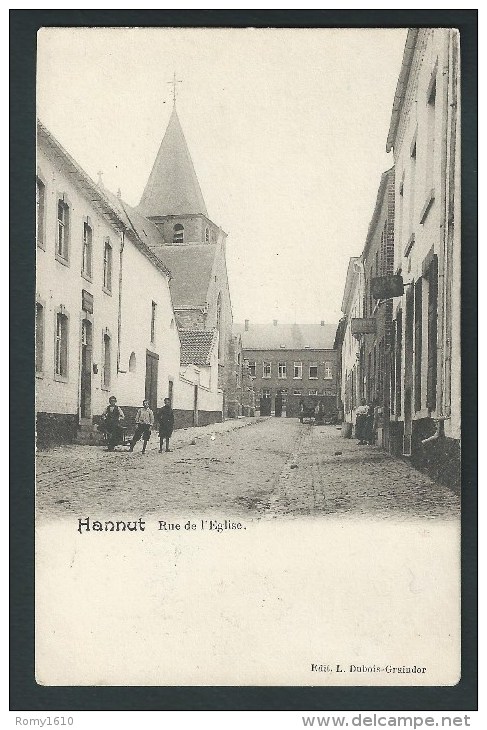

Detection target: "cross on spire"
[167, 72, 182, 105]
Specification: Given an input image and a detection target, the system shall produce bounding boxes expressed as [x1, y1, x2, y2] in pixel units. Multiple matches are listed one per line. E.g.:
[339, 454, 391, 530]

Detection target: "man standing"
[129, 399, 154, 454]
[101, 396, 125, 452]
[158, 397, 175, 453]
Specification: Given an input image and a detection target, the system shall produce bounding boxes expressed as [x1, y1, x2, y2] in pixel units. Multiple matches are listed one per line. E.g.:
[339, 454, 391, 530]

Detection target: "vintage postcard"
[35, 27, 461, 687]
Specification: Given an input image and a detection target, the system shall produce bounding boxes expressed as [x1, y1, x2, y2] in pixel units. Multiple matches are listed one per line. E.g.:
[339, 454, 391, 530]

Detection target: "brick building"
[359, 168, 395, 448]
[234, 321, 337, 416]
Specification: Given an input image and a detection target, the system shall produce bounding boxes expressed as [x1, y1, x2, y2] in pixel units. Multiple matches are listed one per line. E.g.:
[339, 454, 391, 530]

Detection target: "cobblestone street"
[36, 416, 461, 686]
[37, 417, 459, 521]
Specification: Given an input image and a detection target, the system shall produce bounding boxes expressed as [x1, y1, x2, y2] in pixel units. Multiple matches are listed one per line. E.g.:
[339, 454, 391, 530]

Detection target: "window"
[324, 361, 333, 379]
[308, 389, 318, 396]
[102, 331, 111, 390]
[173, 223, 184, 243]
[56, 197, 70, 262]
[248, 361, 256, 377]
[36, 177, 46, 248]
[293, 389, 302, 396]
[205, 227, 210, 243]
[293, 362, 302, 379]
[263, 361, 271, 378]
[262, 388, 271, 399]
[35, 302, 44, 374]
[103, 239, 112, 292]
[54, 310, 68, 379]
[309, 362, 318, 379]
[129, 352, 137, 373]
[278, 362, 287, 379]
[151, 301, 157, 344]
[82, 219, 93, 279]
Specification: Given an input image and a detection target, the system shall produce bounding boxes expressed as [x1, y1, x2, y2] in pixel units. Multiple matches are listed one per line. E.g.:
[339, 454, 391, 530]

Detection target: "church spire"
[138, 105, 208, 218]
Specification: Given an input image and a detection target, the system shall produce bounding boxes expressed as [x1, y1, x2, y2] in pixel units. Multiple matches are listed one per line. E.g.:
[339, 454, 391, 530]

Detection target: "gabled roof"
[138, 106, 208, 218]
[386, 29, 419, 153]
[37, 119, 171, 279]
[233, 323, 336, 350]
[151, 243, 218, 309]
[341, 257, 361, 315]
[362, 167, 394, 260]
[179, 329, 217, 365]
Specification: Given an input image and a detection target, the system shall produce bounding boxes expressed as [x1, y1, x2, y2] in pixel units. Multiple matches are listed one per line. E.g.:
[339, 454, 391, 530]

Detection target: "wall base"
[36, 412, 78, 449]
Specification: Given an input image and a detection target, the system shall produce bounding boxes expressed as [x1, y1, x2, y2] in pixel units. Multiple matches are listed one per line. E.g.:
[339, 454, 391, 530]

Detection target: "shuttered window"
[414, 279, 423, 412]
[426, 255, 438, 411]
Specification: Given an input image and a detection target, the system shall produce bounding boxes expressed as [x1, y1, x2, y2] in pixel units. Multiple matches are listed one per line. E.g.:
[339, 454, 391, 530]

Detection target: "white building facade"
[386, 28, 461, 484]
[36, 121, 222, 447]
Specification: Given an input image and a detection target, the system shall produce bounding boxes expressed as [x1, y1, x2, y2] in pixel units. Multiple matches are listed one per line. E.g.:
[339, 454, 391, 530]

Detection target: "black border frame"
[10, 9, 477, 712]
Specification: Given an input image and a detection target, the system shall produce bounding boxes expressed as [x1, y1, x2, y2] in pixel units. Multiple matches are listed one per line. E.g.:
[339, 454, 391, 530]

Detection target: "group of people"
[101, 397, 175, 454]
[355, 399, 376, 446]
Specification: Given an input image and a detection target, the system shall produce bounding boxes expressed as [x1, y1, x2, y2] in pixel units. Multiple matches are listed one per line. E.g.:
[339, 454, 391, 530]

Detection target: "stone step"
[75, 424, 105, 445]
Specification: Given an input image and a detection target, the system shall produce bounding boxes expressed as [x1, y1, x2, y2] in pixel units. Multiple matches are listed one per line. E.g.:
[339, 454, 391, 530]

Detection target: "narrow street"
[37, 417, 459, 521]
[36, 418, 460, 687]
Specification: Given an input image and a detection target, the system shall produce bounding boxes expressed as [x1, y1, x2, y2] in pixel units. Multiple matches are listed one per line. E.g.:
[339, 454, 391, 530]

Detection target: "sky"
[37, 27, 407, 327]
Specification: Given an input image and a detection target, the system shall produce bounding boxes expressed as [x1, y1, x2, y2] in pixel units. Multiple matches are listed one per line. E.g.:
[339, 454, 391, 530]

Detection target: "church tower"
[137, 96, 238, 417]
[138, 105, 225, 247]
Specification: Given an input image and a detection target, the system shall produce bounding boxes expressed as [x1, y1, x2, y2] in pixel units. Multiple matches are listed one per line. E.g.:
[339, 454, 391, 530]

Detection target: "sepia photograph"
[33, 24, 464, 689]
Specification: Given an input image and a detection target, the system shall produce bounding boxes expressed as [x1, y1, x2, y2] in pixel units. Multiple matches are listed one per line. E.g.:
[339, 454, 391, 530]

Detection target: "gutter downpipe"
[421, 29, 451, 446]
[117, 230, 125, 373]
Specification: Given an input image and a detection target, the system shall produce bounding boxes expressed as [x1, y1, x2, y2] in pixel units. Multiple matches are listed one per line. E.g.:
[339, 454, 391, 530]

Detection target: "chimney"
[273, 319, 278, 326]
[244, 319, 249, 331]
[321, 320, 325, 326]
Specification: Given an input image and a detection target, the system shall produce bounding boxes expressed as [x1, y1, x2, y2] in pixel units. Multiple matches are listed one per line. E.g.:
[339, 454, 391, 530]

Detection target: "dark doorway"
[80, 319, 92, 418]
[145, 350, 159, 414]
[275, 394, 283, 417]
[403, 286, 414, 456]
[260, 397, 271, 416]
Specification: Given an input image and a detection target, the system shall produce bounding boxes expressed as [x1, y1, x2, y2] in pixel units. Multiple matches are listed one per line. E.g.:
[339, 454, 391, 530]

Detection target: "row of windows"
[36, 303, 112, 389]
[247, 360, 333, 380]
[260, 388, 326, 398]
[36, 177, 113, 292]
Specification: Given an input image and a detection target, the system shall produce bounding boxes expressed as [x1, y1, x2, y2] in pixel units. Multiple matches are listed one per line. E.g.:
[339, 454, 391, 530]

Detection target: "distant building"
[234, 321, 337, 416]
[386, 28, 460, 485]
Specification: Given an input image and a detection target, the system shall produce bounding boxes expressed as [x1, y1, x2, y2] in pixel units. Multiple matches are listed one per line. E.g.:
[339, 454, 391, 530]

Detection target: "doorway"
[145, 350, 159, 414]
[80, 319, 92, 419]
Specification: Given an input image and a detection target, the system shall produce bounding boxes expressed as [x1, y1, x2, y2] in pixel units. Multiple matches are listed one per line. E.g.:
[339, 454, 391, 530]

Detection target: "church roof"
[152, 243, 218, 309]
[234, 323, 336, 350]
[179, 330, 217, 365]
[138, 106, 208, 218]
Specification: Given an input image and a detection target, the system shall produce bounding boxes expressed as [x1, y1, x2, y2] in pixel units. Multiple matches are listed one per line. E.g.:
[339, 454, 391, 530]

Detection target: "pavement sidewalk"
[37, 415, 267, 463]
